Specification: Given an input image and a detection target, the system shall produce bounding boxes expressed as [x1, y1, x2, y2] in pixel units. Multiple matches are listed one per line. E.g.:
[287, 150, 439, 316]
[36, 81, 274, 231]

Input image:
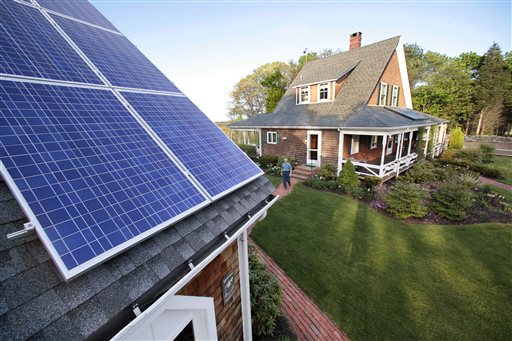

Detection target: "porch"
[338, 123, 447, 179]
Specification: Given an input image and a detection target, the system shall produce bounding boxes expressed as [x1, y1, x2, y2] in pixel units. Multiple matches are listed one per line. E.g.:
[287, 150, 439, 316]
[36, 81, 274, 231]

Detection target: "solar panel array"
[0, 0, 262, 279]
[386, 107, 428, 121]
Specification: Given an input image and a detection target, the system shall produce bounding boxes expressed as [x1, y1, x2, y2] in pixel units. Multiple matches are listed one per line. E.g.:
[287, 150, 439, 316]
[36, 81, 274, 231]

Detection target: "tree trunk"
[476, 109, 485, 135]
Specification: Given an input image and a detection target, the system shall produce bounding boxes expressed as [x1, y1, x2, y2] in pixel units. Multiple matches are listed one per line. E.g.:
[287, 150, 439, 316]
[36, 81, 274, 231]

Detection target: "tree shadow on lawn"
[252, 184, 512, 341]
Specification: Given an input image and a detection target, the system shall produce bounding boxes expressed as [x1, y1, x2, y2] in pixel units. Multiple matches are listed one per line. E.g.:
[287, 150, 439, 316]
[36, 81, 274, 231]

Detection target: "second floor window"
[378, 83, 388, 106]
[391, 85, 400, 106]
[319, 83, 329, 101]
[300, 86, 310, 103]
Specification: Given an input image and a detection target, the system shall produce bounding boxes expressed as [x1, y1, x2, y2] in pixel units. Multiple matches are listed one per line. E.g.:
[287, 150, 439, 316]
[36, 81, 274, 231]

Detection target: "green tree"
[261, 69, 287, 113]
[404, 43, 425, 88]
[228, 62, 290, 120]
[472, 43, 512, 135]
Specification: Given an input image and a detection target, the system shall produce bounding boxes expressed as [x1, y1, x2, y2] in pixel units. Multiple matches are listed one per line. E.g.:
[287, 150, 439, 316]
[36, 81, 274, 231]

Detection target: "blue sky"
[92, 0, 511, 122]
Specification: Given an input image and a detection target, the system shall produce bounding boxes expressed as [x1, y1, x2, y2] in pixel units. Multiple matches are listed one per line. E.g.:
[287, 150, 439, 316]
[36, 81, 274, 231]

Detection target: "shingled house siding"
[178, 242, 242, 341]
[261, 129, 308, 164]
[367, 51, 406, 107]
[321, 130, 339, 166]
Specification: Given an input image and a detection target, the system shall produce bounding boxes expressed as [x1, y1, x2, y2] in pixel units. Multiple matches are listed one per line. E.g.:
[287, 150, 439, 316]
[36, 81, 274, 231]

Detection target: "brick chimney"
[349, 32, 362, 50]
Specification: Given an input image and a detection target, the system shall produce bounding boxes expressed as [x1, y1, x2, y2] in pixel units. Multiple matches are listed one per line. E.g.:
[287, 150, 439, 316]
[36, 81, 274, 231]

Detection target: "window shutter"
[263, 132, 267, 143]
[387, 85, 391, 106]
[396, 87, 400, 106]
[348, 135, 352, 154]
[276, 132, 280, 144]
[377, 83, 381, 105]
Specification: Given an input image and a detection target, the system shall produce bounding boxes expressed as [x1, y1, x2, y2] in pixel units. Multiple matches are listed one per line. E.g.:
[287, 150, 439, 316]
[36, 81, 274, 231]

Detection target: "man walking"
[281, 158, 292, 190]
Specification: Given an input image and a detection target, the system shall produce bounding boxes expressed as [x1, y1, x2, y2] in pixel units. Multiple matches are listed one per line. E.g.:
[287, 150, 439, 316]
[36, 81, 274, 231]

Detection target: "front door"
[307, 131, 322, 166]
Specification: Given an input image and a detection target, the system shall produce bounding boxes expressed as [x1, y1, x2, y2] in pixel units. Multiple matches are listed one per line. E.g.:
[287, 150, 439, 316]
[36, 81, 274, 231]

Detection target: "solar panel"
[35, 0, 118, 32]
[121, 92, 263, 198]
[0, 0, 102, 84]
[53, 15, 181, 93]
[0, 80, 208, 278]
[385, 107, 428, 121]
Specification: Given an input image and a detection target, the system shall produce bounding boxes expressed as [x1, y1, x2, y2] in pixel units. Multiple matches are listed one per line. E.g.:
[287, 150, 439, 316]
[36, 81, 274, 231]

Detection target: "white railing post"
[379, 135, 387, 176]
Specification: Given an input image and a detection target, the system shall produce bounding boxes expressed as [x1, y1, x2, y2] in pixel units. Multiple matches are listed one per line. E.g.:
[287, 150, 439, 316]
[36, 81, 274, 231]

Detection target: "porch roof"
[229, 105, 448, 130]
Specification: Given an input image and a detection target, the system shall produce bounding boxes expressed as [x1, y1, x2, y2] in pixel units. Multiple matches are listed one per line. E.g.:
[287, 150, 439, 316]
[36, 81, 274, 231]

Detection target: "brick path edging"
[250, 241, 350, 341]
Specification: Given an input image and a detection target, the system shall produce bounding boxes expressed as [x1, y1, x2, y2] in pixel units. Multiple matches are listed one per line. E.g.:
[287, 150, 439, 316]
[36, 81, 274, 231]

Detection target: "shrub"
[448, 127, 464, 150]
[337, 160, 360, 190]
[454, 149, 482, 163]
[258, 155, 278, 169]
[384, 181, 428, 219]
[440, 149, 454, 161]
[362, 176, 382, 191]
[249, 249, 282, 337]
[470, 163, 503, 179]
[454, 171, 481, 189]
[318, 164, 338, 180]
[431, 180, 475, 220]
[237, 144, 258, 159]
[415, 128, 426, 155]
[480, 144, 495, 163]
[402, 161, 437, 183]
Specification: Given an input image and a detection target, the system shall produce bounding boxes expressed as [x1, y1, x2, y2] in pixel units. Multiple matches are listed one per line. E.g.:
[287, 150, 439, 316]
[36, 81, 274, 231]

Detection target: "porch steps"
[291, 165, 318, 181]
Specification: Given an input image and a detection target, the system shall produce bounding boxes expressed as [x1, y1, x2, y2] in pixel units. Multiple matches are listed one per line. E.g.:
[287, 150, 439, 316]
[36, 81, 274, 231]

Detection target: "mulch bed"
[253, 311, 297, 341]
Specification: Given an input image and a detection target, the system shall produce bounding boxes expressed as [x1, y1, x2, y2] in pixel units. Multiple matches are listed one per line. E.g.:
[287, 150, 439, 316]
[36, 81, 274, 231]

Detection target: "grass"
[265, 174, 281, 188]
[492, 156, 512, 185]
[252, 184, 512, 340]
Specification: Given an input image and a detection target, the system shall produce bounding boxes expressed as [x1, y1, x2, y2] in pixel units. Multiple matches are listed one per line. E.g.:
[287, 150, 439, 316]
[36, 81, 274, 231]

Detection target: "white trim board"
[396, 37, 413, 109]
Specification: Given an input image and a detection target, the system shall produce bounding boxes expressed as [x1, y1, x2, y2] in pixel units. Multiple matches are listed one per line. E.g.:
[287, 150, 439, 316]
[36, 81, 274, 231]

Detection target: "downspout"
[238, 231, 252, 341]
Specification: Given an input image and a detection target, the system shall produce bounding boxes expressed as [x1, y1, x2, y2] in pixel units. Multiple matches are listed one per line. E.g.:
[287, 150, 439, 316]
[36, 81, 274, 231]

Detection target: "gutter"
[101, 194, 278, 341]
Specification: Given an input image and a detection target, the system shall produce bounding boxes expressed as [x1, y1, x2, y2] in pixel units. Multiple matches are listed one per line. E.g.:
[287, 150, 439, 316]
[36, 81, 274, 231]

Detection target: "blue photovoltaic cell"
[36, 0, 118, 32]
[387, 107, 428, 121]
[0, 0, 102, 84]
[122, 92, 263, 197]
[53, 15, 181, 93]
[0, 80, 207, 273]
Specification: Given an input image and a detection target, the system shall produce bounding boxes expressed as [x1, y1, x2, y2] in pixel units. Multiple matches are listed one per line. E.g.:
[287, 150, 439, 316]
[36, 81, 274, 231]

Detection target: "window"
[267, 131, 277, 144]
[318, 83, 330, 101]
[300, 86, 310, 103]
[378, 83, 388, 106]
[370, 135, 378, 149]
[391, 85, 400, 106]
[350, 135, 360, 154]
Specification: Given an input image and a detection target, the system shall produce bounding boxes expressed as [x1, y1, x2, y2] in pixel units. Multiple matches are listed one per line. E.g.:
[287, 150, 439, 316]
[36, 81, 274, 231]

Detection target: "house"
[230, 32, 449, 180]
[0, 0, 276, 340]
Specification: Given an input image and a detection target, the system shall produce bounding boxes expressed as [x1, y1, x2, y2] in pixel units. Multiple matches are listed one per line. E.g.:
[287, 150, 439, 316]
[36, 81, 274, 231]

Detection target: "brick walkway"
[480, 176, 512, 191]
[250, 242, 350, 341]
[272, 177, 299, 198]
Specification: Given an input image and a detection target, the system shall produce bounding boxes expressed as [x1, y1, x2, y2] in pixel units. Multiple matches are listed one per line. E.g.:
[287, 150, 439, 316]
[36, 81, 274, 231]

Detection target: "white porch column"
[423, 127, 431, 158]
[337, 131, 344, 175]
[243, 131, 247, 145]
[395, 133, 402, 161]
[407, 131, 413, 155]
[238, 231, 252, 341]
[379, 134, 387, 176]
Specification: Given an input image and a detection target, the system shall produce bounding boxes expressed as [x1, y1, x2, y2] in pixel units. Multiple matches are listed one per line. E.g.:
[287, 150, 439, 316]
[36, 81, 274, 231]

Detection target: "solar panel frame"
[52, 14, 181, 93]
[385, 107, 428, 121]
[0, 0, 103, 85]
[120, 92, 264, 199]
[34, 0, 119, 32]
[0, 80, 210, 280]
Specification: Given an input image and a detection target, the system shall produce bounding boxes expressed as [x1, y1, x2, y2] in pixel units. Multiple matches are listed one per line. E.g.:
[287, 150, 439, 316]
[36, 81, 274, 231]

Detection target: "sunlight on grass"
[252, 184, 512, 340]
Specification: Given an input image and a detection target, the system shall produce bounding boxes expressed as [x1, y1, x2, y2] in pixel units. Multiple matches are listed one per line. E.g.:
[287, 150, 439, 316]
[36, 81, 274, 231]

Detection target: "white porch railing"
[342, 153, 418, 178]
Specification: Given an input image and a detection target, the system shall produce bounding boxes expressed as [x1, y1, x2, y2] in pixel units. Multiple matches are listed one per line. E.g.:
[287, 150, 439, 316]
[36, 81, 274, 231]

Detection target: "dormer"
[294, 80, 335, 105]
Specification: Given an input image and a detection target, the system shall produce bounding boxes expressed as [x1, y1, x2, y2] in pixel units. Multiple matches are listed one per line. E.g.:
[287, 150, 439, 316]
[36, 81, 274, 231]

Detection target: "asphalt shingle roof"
[0, 176, 274, 340]
[230, 36, 446, 129]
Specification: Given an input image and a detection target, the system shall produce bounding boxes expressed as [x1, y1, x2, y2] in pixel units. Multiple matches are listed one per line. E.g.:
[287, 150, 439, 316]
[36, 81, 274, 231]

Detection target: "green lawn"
[265, 174, 282, 188]
[493, 156, 512, 185]
[252, 184, 512, 340]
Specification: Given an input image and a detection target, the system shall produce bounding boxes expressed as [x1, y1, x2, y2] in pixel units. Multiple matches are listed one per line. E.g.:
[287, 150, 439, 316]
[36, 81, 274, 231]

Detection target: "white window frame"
[391, 85, 399, 106]
[350, 135, 360, 155]
[266, 131, 277, 144]
[378, 83, 388, 106]
[299, 86, 310, 104]
[318, 82, 330, 102]
[370, 135, 378, 149]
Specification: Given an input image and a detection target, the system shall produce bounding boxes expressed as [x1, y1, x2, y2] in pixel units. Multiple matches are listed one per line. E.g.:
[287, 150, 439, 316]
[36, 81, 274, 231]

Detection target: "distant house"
[0, 1, 275, 340]
[230, 33, 448, 180]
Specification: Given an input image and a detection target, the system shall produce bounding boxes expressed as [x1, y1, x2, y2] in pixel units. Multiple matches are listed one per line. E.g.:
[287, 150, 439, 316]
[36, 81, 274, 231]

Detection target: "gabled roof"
[230, 36, 403, 129]
[0, 177, 274, 339]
